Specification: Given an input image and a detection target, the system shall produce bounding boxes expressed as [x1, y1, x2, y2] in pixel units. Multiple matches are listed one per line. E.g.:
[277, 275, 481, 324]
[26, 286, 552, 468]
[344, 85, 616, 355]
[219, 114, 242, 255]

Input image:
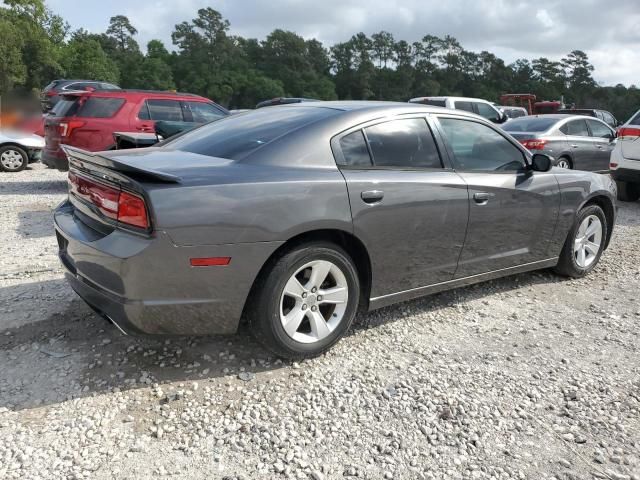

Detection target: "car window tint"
[138, 103, 150, 120]
[439, 118, 525, 172]
[183, 101, 227, 123]
[338, 130, 372, 167]
[51, 98, 80, 117]
[146, 99, 184, 121]
[587, 119, 612, 138]
[562, 119, 590, 136]
[476, 102, 499, 121]
[77, 97, 125, 118]
[166, 106, 338, 161]
[454, 101, 475, 113]
[602, 112, 615, 127]
[364, 118, 442, 169]
[503, 117, 558, 132]
[418, 99, 446, 107]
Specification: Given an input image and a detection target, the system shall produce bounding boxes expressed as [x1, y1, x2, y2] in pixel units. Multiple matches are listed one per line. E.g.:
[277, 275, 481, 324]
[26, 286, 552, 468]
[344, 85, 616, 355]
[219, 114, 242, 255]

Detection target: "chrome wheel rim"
[1, 150, 25, 170]
[279, 260, 349, 344]
[574, 215, 602, 268]
[557, 159, 570, 169]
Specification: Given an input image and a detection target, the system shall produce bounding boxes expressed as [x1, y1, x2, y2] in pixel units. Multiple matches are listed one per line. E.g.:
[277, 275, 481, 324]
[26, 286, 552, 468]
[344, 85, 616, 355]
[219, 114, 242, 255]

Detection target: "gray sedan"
[54, 102, 617, 358]
[503, 114, 617, 171]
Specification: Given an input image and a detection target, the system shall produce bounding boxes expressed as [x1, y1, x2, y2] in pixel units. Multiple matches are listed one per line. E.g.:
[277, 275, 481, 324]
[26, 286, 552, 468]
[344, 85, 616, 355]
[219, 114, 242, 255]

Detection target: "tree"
[60, 31, 119, 83]
[106, 15, 139, 52]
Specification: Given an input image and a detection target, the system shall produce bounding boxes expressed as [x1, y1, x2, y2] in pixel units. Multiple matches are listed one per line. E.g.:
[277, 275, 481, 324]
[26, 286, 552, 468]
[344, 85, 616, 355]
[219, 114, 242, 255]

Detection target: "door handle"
[473, 192, 490, 205]
[571, 144, 579, 148]
[361, 190, 384, 204]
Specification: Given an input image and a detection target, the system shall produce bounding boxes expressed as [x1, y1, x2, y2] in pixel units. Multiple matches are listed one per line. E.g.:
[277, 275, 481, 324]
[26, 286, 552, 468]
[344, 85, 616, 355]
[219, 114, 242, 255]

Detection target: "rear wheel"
[248, 242, 360, 359]
[615, 180, 640, 202]
[0, 145, 28, 172]
[554, 204, 607, 278]
[556, 157, 572, 169]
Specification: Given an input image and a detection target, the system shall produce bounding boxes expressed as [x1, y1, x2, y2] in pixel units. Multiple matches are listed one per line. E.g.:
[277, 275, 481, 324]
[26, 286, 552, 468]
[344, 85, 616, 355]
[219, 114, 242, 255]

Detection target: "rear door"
[559, 119, 594, 170]
[435, 115, 560, 277]
[586, 118, 616, 172]
[132, 98, 185, 132]
[333, 116, 469, 298]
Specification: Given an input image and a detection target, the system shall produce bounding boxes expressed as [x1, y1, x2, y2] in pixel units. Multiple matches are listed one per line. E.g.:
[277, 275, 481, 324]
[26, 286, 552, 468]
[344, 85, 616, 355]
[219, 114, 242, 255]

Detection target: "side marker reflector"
[190, 257, 231, 267]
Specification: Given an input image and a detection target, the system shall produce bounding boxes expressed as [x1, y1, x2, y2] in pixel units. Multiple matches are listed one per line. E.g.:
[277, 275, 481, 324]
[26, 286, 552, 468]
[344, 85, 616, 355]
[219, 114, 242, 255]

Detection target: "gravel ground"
[0, 164, 639, 480]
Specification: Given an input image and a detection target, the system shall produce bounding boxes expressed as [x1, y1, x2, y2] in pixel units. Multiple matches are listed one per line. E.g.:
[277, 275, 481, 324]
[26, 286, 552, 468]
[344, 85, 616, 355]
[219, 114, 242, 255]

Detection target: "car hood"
[0, 129, 45, 148]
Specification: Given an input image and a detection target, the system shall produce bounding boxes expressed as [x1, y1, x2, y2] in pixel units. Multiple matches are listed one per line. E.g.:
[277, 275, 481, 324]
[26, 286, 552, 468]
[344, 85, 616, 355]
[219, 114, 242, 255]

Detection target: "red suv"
[43, 90, 229, 170]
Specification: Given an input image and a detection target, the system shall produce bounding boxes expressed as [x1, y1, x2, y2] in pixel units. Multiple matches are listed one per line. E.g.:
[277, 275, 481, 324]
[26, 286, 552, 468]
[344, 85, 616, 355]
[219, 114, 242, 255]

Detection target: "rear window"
[50, 98, 80, 117]
[503, 117, 559, 133]
[629, 111, 640, 126]
[165, 107, 337, 160]
[76, 97, 125, 118]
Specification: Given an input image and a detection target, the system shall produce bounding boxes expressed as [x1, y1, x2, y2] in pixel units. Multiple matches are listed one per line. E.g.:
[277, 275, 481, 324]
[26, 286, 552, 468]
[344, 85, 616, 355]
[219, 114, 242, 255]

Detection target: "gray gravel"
[1, 164, 639, 479]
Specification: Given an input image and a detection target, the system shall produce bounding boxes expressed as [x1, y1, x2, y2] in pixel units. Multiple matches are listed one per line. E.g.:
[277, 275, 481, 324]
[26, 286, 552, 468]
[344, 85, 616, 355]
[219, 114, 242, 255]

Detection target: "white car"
[610, 108, 640, 201]
[408, 96, 508, 125]
[0, 130, 45, 172]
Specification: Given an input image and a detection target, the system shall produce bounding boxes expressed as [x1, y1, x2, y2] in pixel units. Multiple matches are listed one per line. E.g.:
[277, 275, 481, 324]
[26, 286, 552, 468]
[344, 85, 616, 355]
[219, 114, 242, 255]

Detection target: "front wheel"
[248, 242, 360, 359]
[554, 204, 607, 278]
[0, 145, 28, 172]
[556, 157, 572, 169]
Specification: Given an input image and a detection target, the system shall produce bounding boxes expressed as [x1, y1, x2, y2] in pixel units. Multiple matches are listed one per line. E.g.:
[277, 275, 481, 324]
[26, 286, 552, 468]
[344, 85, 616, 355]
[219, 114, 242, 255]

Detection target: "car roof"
[277, 100, 457, 114]
[60, 89, 213, 102]
[507, 114, 612, 124]
[410, 96, 492, 103]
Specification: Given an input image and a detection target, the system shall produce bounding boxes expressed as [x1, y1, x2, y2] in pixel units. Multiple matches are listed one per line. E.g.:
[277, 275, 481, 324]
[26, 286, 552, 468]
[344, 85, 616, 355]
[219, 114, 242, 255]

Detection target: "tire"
[0, 145, 28, 172]
[615, 180, 640, 202]
[556, 156, 572, 169]
[247, 242, 360, 359]
[554, 204, 607, 278]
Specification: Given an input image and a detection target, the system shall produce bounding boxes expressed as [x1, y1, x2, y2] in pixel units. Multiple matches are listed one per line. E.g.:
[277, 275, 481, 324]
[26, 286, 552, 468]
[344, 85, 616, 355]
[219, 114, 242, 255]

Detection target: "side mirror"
[531, 153, 553, 172]
[609, 132, 617, 141]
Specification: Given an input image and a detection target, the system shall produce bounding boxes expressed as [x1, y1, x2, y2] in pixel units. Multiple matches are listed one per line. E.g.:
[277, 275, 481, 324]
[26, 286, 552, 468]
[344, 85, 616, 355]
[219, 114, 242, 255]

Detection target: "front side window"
[476, 102, 500, 122]
[364, 118, 442, 169]
[587, 119, 613, 138]
[561, 119, 590, 137]
[145, 99, 184, 121]
[183, 101, 227, 123]
[439, 117, 525, 172]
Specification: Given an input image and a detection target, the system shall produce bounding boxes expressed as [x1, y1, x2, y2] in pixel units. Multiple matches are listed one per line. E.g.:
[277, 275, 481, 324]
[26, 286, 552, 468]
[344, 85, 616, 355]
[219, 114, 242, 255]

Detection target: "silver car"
[503, 114, 617, 172]
[0, 129, 45, 172]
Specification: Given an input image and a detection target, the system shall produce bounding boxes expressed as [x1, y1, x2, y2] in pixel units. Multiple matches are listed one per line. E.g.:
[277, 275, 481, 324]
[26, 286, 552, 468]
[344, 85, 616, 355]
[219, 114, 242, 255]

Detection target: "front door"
[435, 115, 561, 278]
[586, 118, 616, 172]
[333, 116, 469, 298]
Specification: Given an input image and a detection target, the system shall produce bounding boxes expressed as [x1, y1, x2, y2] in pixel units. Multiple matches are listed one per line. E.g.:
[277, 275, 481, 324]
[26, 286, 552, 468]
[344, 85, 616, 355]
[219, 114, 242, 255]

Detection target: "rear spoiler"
[62, 145, 180, 183]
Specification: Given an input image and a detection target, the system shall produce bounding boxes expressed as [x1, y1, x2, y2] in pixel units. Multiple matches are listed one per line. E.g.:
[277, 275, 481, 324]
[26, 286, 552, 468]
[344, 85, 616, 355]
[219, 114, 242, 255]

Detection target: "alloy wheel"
[279, 259, 349, 344]
[0, 149, 25, 171]
[556, 158, 571, 169]
[574, 214, 602, 268]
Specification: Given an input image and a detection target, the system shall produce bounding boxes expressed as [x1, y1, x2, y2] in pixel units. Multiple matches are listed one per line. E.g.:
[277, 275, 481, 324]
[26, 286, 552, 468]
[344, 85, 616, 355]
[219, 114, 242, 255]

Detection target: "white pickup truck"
[610, 109, 640, 201]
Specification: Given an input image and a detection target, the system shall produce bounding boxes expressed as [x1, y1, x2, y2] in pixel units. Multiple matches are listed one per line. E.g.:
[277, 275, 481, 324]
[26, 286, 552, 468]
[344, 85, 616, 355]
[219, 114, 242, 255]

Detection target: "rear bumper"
[611, 167, 640, 184]
[42, 149, 69, 170]
[54, 200, 282, 336]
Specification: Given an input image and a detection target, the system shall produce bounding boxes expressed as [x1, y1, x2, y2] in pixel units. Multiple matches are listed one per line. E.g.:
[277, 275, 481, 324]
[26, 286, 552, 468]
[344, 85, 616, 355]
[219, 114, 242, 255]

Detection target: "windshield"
[503, 117, 559, 133]
[165, 106, 339, 160]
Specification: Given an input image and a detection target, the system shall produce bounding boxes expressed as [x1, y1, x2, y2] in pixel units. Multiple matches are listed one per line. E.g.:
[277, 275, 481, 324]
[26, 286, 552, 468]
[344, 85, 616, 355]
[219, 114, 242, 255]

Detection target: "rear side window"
[76, 97, 125, 118]
[183, 101, 227, 123]
[165, 106, 337, 160]
[560, 119, 590, 136]
[339, 131, 372, 167]
[415, 99, 446, 107]
[144, 99, 184, 121]
[454, 101, 475, 113]
[51, 98, 80, 117]
[602, 112, 616, 127]
[364, 118, 442, 169]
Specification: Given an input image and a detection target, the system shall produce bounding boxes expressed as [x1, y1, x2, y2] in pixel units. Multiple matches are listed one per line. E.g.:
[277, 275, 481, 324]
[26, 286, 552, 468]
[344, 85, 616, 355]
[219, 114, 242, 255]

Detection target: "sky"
[47, 0, 640, 87]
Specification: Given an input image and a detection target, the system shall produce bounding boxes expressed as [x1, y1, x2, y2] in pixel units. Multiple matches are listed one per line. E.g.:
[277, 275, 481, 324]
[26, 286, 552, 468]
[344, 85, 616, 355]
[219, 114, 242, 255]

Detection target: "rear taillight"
[68, 172, 150, 230]
[617, 127, 640, 140]
[520, 139, 548, 150]
[59, 120, 86, 138]
[117, 191, 149, 229]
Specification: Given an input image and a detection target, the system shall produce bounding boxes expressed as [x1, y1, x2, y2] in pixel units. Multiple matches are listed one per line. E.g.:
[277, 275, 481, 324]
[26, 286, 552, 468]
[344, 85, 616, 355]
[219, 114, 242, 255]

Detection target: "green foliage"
[1, 3, 639, 118]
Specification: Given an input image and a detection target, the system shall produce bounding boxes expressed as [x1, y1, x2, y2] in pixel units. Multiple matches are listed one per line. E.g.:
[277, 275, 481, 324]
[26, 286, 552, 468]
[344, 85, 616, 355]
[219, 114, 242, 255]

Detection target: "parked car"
[500, 106, 528, 119]
[41, 79, 120, 111]
[54, 101, 616, 359]
[503, 114, 616, 172]
[0, 129, 45, 172]
[256, 97, 320, 109]
[557, 108, 618, 129]
[408, 96, 507, 124]
[43, 89, 229, 170]
[534, 100, 565, 114]
[610, 108, 640, 201]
